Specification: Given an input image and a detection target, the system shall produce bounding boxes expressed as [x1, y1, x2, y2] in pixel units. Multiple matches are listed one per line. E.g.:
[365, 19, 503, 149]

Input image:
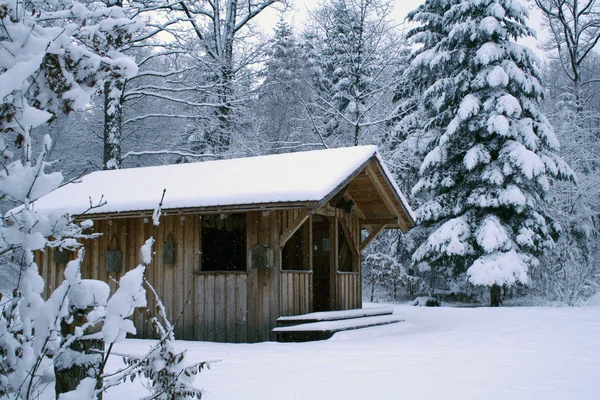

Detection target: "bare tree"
[535, 0, 600, 107]
[301, 0, 408, 147]
[173, 0, 287, 153]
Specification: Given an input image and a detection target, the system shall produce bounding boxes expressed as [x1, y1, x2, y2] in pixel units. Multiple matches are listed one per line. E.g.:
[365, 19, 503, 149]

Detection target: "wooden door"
[312, 215, 331, 312]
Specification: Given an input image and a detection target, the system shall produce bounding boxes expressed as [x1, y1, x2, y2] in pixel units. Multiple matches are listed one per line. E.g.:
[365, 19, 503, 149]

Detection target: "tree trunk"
[490, 284, 502, 307]
[103, 78, 125, 170]
[55, 306, 104, 399]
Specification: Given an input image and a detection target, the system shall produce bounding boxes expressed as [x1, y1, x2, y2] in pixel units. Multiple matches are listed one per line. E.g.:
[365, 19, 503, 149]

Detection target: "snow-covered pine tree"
[403, 0, 575, 305]
[302, 0, 401, 147]
[254, 16, 313, 152]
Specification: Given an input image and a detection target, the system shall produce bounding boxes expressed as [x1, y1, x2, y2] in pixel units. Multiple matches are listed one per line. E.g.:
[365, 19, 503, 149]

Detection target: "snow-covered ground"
[106, 303, 599, 400]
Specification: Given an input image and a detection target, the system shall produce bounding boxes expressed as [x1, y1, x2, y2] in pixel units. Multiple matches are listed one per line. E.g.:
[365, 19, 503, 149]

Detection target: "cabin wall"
[36, 211, 281, 343]
[277, 208, 362, 317]
[35, 207, 362, 343]
[336, 208, 362, 311]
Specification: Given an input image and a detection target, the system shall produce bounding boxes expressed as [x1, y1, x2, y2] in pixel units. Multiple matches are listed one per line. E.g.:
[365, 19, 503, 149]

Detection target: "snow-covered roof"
[26, 146, 415, 227]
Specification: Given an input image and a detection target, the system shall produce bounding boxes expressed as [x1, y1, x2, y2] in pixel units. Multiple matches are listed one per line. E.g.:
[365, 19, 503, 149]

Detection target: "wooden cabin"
[32, 146, 414, 342]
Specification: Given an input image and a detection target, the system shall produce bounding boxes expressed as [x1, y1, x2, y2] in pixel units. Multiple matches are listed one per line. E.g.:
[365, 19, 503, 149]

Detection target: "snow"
[102, 266, 147, 344]
[68, 279, 110, 310]
[22, 146, 413, 220]
[496, 94, 522, 117]
[467, 249, 529, 286]
[277, 307, 393, 322]
[486, 65, 510, 87]
[501, 141, 546, 179]
[475, 216, 511, 253]
[479, 16, 500, 35]
[273, 314, 403, 332]
[475, 42, 503, 65]
[140, 237, 155, 265]
[463, 144, 491, 170]
[413, 217, 474, 262]
[95, 304, 600, 400]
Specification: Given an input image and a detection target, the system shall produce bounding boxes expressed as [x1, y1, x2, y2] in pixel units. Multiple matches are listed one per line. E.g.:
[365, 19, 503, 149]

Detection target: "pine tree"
[403, 0, 575, 305]
[302, 0, 401, 147]
[254, 16, 311, 152]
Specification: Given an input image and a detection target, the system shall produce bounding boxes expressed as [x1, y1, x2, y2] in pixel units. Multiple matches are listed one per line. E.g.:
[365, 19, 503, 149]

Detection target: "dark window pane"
[282, 220, 310, 271]
[201, 214, 246, 272]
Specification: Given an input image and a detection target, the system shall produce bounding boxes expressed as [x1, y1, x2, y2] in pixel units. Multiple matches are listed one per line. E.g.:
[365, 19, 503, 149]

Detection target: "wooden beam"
[360, 218, 400, 227]
[372, 160, 415, 229]
[365, 163, 400, 219]
[314, 205, 336, 217]
[344, 192, 365, 220]
[328, 184, 349, 207]
[338, 217, 359, 259]
[359, 225, 386, 252]
[73, 201, 319, 221]
[279, 210, 312, 249]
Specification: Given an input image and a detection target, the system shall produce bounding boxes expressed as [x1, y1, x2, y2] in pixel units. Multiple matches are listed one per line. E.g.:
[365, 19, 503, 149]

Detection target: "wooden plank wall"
[280, 271, 312, 316]
[336, 209, 362, 311]
[35, 212, 282, 343]
[278, 210, 313, 317]
[34, 206, 365, 343]
[336, 272, 361, 310]
[246, 210, 280, 342]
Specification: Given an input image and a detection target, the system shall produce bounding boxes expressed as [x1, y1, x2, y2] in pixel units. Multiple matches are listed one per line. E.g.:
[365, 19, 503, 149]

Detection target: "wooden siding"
[280, 271, 312, 316]
[36, 211, 282, 343]
[336, 272, 361, 310]
[35, 206, 363, 343]
[335, 209, 362, 311]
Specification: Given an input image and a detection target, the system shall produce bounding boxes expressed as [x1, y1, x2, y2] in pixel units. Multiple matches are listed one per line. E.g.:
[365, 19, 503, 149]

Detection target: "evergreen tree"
[254, 16, 313, 152]
[302, 0, 402, 147]
[402, 0, 575, 305]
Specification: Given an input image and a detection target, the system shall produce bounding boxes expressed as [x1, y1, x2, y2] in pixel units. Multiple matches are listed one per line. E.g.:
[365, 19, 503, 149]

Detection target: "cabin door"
[312, 215, 332, 312]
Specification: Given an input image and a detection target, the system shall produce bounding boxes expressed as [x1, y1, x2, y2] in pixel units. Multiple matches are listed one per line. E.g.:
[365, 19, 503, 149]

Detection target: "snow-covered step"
[273, 314, 403, 342]
[276, 307, 394, 328]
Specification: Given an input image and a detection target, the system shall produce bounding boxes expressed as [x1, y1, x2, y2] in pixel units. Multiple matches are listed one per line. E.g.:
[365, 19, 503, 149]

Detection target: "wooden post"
[55, 306, 104, 399]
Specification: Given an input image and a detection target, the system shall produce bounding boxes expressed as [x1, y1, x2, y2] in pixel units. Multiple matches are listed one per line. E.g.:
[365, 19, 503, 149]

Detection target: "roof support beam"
[365, 163, 399, 217]
[365, 163, 408, 232]
[359, 225, 386, 252]
[361, 218, 400, 226]
[338, 217, 359, 259]
[344, 192, 365, 220]
[279, 209, 312, 249]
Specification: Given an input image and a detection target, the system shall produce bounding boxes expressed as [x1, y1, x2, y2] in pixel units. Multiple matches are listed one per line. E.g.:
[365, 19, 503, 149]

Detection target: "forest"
[0, 0, 599, 397]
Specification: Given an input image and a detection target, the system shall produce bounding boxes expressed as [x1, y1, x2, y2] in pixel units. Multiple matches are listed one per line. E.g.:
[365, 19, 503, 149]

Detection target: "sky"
[256, 0, 546, 58]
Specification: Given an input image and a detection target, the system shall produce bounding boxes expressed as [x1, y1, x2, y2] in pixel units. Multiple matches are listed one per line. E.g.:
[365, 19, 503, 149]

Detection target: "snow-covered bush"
[0, 0, 144, 397]
[412, 296, 441, 307]
[121, 283, 205, 400]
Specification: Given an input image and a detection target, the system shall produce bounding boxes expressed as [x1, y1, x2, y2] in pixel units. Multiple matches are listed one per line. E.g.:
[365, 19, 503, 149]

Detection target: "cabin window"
[200, 214, 246, 272]
[282, 220, 310, 271]
[338, 222, 355, 272]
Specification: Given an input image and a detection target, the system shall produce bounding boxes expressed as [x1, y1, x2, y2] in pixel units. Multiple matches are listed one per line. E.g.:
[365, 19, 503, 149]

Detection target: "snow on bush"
[0, 0, 144, 397]
[121, 283, 205, 400]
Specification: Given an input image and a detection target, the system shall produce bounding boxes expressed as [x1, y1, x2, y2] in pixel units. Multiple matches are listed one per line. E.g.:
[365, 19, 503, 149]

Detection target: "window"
[338, 222, 354, 272]
[282, 220, 310, 271]
[200, 214, 246, 272]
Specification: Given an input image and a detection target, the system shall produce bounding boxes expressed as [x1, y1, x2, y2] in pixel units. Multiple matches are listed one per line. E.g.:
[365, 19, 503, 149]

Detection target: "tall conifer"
[402, 0, 575, 304]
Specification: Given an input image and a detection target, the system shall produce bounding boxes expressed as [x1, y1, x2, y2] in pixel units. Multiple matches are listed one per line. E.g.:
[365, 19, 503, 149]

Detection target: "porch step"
[273, 310, 402, 342]
[276, 307, 394, 328]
